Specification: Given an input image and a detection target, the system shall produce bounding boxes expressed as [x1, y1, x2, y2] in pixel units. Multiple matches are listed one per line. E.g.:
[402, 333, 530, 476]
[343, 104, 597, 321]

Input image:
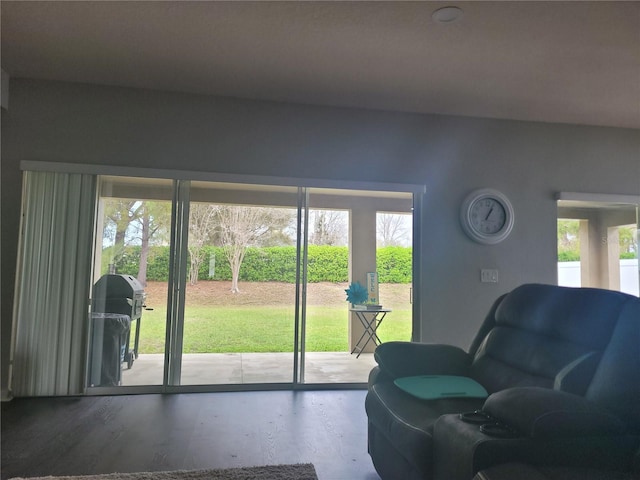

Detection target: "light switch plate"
[481, 269, 499, 283]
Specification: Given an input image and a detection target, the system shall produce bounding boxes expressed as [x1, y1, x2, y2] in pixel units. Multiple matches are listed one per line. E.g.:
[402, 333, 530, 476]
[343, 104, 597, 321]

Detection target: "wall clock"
[460, 188, 514, 244]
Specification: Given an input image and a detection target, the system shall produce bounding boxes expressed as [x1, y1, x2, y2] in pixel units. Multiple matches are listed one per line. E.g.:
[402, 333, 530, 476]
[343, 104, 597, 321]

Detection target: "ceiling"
[2, 1, 639, 128]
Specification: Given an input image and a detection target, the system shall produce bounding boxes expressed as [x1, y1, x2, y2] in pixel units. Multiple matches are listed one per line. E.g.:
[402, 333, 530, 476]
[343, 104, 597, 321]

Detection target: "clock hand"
[485, 208, 493, 221]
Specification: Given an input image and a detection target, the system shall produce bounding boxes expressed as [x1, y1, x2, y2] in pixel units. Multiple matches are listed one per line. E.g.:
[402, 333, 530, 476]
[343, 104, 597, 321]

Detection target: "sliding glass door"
[89, 175, 418, 391]
[301, 188, 414, 384]
[91, 176, 174, 387]
[178, 181, 300, 385]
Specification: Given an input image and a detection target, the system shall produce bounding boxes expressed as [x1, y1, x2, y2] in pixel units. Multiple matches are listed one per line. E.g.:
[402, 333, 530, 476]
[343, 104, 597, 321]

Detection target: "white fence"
[558, 259, 640, 296]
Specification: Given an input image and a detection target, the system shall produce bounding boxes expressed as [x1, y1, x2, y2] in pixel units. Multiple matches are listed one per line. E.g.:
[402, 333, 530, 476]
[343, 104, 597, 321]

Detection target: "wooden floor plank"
[1, 390, 381, 480]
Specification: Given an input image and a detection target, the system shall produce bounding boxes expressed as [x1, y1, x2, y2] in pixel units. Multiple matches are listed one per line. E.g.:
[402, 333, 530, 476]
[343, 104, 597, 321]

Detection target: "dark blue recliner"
[365, 284, 640, 480]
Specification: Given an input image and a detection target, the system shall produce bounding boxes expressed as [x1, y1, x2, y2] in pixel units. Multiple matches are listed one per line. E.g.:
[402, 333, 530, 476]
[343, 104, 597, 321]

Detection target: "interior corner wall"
[2, 78, 639, 395]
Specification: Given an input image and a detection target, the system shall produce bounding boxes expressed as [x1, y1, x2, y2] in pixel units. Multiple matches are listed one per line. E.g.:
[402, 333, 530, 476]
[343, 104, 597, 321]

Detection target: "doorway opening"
[557, 194, 639, 296]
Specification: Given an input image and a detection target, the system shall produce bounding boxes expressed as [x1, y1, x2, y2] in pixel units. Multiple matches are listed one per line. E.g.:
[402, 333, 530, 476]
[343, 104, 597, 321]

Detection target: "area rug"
[9, 464, 318, 480]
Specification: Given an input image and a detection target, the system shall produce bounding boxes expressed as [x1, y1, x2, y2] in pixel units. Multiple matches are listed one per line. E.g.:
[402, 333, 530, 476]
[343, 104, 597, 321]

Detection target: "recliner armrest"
[483, 387, 626, 439]
[374, 341, 471, 379]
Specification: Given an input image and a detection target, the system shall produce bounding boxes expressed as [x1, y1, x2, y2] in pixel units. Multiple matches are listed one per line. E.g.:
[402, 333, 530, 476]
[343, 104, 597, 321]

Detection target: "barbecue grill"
[92, 274, 147, 368]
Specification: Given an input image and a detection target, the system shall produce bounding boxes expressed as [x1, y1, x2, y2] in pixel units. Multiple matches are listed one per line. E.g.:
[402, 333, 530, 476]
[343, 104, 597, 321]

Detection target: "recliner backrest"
[585, 298, 640, 431]
[468, 284, 634, 396]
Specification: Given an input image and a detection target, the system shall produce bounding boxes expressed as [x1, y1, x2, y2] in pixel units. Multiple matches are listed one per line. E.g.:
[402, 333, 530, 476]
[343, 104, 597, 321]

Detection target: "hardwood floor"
[1, 390, 381, 480]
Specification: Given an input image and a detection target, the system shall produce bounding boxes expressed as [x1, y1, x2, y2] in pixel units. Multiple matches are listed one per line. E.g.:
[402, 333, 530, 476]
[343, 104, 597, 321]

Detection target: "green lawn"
[137, 305, 411, 353]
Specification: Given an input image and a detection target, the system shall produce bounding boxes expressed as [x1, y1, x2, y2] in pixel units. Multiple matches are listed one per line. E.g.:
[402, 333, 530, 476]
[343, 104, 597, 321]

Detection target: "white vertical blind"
[11, 171, 96, 396]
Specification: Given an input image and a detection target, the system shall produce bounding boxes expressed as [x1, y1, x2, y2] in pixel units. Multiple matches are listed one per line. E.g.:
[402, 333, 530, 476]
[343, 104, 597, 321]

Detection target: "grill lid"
[93, 274, 146, 317]
[94, 274, 145, 299]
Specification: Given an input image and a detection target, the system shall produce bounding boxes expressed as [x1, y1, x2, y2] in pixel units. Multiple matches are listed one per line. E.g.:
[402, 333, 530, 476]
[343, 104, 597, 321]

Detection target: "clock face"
[460, 189, 514, 244]
[469, 198, 507, 234]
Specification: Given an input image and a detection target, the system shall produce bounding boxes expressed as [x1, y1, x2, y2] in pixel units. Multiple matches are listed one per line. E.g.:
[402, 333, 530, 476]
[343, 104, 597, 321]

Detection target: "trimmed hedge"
[558, 251, 580, 262]
[110, 246, 635, 283]
[376, 246, 412, 283]
[109, 245, 411, 283]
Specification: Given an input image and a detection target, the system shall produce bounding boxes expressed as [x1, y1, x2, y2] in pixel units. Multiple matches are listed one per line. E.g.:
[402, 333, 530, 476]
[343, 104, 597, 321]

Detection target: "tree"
[102, 199, 170, 284]
[187, 203, 219, 285]
[135, 202, 171, 285]
[103, 199, 143, 268]
[377, 213, 411, 247]
[251, 209, 296, 247]
[619, 225, 638, 257]
[557, 219, 580, 261]
[309, 210, 347, 246]
[215, 206, 292, 293]
[137, 209, 152, 285]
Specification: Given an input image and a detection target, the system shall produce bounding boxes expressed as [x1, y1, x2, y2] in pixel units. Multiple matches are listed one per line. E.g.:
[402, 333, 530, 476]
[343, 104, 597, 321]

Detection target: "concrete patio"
[122, 351, 377, 386]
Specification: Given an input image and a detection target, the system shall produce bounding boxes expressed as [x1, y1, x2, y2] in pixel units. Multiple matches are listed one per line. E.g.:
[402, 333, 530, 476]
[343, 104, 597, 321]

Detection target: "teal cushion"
[394, 375, 488, 400]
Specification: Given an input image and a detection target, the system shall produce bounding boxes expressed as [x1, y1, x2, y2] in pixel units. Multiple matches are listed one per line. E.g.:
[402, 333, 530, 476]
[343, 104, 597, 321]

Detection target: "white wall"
[558, 262, 582, 288]
[559, 260, 640, 295]
[620, 259, 640, 295]
[2, 79, 640, 393]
